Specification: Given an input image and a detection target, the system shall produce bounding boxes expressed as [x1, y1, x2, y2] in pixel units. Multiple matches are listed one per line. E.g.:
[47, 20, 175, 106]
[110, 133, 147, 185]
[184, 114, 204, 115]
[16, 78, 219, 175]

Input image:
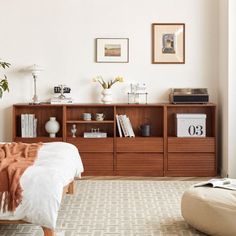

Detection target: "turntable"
[169, 88, 209, 104]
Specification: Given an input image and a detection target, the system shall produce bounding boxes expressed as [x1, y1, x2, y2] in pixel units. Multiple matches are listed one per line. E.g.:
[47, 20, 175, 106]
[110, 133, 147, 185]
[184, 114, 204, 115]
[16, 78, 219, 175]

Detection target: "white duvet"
[0, 142, 84, 229]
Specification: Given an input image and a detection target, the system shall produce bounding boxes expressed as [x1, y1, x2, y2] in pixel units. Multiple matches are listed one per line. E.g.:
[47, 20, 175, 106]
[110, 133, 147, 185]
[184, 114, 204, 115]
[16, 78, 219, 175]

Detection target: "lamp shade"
[30, 64, 43, 77]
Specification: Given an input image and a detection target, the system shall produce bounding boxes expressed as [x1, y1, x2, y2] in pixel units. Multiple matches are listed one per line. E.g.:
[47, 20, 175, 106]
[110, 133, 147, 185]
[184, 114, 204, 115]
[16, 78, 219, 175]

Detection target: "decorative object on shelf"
[140, 124, 151, 137]
[95, 113, 105, 121]
[45, 117, 60, 138]
[92, 75, 124, 104]
[96, 38, 129, 63]
[176, 114, 206, 137]
[101, 89, 112, 104]
[82, 113, 92, 121]
[71, 124, 77, 138]
[152, 23, 185, 64]
[29, 64, 43, 104]
[50, 84, 73, 104]
[128, 83, 148, 104]
[84, 128, 107, 138]
[169, 88, 209, 104]
[0, 60, 10, 98]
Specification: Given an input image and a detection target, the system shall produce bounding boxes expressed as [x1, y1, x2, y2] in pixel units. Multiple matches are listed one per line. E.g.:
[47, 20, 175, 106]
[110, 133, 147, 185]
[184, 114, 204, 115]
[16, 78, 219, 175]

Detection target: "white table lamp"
[30, 64, 43, 104]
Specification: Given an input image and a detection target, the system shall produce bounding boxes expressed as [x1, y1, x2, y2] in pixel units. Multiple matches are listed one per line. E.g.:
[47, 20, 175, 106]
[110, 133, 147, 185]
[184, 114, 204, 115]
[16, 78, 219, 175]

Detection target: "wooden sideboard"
[12, 103, 217, 177]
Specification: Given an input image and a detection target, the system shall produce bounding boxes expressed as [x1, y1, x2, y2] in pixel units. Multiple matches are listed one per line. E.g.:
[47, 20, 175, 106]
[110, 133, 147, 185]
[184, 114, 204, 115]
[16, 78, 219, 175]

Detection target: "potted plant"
[0, 60, 10, 98]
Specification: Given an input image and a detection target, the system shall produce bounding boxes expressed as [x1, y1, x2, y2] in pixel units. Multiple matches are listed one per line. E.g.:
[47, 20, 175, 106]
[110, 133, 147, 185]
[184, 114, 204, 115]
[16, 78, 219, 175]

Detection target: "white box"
[176, 114, 206, 137]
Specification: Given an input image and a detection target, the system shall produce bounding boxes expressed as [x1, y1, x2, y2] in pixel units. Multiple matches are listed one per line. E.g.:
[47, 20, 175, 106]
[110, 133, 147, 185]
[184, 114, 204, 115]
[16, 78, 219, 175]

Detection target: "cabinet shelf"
[66, 120, 114, 124]
[14, 137, 63, 143]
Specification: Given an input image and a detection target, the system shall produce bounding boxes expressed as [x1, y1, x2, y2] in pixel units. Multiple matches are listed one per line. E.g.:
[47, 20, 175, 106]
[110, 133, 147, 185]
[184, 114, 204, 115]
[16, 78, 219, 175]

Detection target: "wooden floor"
[79, 176, 215, 181]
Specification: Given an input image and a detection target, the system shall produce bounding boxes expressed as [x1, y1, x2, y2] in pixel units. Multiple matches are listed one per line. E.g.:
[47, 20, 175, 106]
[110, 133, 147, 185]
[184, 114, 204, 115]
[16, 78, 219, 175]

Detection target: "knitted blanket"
[0, 142, 42, 212]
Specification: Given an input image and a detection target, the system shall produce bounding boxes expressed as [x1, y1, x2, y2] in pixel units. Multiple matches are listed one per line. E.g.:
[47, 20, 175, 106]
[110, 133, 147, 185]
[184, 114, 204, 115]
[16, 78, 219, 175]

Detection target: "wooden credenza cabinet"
[13, 103, 217, 177]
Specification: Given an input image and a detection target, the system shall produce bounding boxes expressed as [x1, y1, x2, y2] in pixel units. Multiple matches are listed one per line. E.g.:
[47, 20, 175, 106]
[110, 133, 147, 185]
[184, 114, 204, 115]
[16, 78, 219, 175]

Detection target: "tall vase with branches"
[0, 60, 10, 98]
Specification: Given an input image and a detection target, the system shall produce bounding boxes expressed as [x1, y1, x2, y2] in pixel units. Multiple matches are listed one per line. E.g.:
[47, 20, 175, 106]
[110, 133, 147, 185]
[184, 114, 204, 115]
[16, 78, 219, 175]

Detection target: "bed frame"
[0, 180, 76, 236]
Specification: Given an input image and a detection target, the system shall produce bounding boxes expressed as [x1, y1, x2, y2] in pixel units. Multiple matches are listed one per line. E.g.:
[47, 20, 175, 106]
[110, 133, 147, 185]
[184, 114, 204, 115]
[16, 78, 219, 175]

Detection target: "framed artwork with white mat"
[152, 23, 185, 64]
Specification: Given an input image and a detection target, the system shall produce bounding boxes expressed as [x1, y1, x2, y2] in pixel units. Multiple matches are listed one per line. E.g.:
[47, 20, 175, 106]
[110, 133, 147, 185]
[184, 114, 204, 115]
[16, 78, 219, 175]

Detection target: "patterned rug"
[0, 180, 206, 236]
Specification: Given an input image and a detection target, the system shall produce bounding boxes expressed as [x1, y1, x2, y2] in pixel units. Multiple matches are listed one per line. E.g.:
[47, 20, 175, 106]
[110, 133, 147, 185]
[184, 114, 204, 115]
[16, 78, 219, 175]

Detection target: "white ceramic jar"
[45, 117, 60, 138]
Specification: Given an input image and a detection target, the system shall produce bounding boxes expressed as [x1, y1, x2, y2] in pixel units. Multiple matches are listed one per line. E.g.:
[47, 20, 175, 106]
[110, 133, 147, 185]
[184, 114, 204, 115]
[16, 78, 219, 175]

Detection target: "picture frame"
[96, 38, 129, 63]
[152, 23, 185, 64]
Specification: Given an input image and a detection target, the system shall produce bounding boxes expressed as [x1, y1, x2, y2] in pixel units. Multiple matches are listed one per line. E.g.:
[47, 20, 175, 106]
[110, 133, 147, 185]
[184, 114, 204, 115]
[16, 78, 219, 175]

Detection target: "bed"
[0, 142, 84, 236]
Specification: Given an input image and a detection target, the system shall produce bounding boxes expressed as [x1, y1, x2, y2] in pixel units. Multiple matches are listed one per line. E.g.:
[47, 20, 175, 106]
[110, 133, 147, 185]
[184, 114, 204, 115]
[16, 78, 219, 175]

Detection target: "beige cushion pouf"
[181, 186, 236, 236]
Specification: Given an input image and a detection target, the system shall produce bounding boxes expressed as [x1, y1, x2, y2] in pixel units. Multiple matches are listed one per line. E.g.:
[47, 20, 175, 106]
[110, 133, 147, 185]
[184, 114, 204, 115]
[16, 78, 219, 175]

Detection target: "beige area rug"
[0, 180, 206, 236]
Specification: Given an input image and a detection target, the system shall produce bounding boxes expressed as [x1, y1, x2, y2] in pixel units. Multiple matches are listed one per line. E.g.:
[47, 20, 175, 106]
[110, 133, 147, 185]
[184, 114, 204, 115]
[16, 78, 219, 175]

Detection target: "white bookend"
[120, 115, 129, 137]
[126, 116, 135, 137]
[33, 118, 37, 138]
[21, 114, 26, 138]
[116, 114, 123, 137]
[25, 114, 29, 137]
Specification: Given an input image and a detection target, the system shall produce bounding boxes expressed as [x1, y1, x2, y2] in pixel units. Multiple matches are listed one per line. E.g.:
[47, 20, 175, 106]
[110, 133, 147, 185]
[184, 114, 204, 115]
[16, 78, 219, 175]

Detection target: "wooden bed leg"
[67, 180, 75, 194]
[42, 227, 55, 236]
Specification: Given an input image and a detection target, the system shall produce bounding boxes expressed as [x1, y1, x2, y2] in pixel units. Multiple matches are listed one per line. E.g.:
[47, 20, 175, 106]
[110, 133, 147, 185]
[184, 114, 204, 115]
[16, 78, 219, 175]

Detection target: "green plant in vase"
[0, 60, 11, 98]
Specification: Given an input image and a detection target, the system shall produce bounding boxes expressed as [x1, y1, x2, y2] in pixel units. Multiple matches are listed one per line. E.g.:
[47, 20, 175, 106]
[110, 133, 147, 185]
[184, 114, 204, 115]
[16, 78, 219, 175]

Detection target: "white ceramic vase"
[101, 89, 112, 104]
[45, 117, 60, 138]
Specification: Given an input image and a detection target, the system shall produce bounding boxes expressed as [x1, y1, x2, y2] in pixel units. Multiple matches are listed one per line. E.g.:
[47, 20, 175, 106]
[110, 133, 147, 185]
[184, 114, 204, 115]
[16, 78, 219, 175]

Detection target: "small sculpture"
[71, 124, 77, 138]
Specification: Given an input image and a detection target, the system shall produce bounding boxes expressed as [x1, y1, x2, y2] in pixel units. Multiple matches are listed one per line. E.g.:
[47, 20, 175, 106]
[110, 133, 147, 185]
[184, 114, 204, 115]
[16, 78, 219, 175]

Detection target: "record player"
[169, 88, 209, 104]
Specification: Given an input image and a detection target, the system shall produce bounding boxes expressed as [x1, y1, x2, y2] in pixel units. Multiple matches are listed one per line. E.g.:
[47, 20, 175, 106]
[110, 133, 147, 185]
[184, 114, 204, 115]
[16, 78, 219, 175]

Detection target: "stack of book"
[116, 114, 135, 137]
[21, 114, 37, 138]
[50, 97, 73, 104]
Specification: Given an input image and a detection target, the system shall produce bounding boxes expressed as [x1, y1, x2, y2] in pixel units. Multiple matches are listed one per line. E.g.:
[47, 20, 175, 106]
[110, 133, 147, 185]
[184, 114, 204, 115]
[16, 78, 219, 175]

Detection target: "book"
[21, 114, 26, 137]
[194, 178, 236, 191]
[33, 118, 37, 137]
[116, 115, 122, 137]
[126, 116, 135, 137]
[25, 114, 29, 137]
[28, 114, 35, 138]
[50, 97, 73, 104]
[119, 115, 129, 137]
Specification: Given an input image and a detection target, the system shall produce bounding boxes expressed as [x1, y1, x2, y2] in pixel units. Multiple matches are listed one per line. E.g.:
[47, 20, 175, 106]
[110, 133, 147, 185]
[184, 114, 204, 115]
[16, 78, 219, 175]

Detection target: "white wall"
[0, 0, 219, 141]
[218, 0, 236, 178]
[228, 0, 236, 177]
[218, 0, 228, 176]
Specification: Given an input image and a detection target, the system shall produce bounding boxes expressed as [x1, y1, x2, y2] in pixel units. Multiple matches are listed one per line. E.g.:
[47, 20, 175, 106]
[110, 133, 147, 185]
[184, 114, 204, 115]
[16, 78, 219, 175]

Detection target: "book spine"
[29, 114, 34, 138]
[116, 114, 123, 137]
[25, 114, 29, 137]
[21, 114, 25, 138]
[33, 118, 37, 138]
[126, 117, 135, 137]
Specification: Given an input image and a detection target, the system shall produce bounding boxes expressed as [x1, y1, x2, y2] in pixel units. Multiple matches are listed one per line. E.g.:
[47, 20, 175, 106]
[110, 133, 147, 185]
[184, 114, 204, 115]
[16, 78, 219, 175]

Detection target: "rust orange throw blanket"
[0, 142, 42, 212]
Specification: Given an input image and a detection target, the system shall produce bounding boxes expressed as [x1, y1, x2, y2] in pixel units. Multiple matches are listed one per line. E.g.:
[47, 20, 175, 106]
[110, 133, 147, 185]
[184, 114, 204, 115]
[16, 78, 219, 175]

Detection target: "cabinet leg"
[67, 181, 75, 194]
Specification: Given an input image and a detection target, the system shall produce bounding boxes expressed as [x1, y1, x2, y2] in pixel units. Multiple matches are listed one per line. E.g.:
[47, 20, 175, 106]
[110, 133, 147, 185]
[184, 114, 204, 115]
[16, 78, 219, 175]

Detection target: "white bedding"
[0, 142, 84, 229]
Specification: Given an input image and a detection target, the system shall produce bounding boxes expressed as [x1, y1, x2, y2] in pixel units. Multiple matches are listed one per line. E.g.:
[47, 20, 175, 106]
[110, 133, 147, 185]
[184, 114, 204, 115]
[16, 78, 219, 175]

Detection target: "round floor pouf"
[181, 186, 236, 236]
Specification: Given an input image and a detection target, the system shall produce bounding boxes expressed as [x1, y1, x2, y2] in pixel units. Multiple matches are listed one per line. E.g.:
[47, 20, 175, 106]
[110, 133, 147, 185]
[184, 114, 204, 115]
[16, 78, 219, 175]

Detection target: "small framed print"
[96, 38, 129, 63]
[152, 23, 185, 64]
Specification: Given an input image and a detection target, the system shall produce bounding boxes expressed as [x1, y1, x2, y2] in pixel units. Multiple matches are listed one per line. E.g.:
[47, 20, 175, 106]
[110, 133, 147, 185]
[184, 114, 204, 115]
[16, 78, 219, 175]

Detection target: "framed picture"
[96, 38, 129, 63]
[152, 23, 185, 64]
